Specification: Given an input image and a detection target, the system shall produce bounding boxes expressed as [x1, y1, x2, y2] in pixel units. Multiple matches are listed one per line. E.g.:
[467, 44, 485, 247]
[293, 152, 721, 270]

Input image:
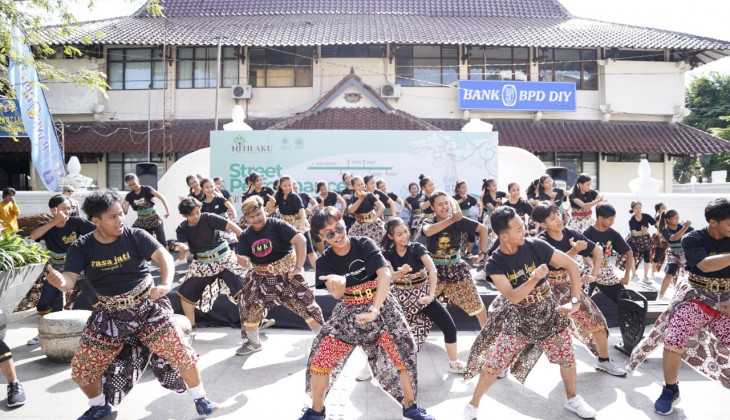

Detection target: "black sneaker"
[195, 397, 216, 416]
[299, 407, 326, 420]
[6, 382, 26, 408]
[77, 404, 112, 420]
[654, 384, 680, 416]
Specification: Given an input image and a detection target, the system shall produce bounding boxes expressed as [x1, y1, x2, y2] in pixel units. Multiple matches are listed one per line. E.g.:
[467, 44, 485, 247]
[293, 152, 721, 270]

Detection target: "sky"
[68, 0, 730, 81]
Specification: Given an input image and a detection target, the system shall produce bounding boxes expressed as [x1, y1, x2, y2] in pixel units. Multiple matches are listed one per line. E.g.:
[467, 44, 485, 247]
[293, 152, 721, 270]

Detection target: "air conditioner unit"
[380, 83, 401, 98]
[232, 84, 252, 100]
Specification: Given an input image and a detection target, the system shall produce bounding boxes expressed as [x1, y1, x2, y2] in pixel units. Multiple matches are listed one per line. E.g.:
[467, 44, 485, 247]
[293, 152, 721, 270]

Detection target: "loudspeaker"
[136, 163, 158, 189]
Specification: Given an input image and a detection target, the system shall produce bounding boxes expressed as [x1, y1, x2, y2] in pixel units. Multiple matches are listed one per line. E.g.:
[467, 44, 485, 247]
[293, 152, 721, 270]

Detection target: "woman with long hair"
[275, 176, 318, 270]
[364, 175, 396, 220]
[376, 179, 403, 221]
[478, 178, 505, 225]
[568, 174, 602, 232]
[381, 218, 466, 373]
[404, 182, 425, 235]
[657, 210, 693, 298]
[346, 176, 386, 243]
[627, 201, 656, 284]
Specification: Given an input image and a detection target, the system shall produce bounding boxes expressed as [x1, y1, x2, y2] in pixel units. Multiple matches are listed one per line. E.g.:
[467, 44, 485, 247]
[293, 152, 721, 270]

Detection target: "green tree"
[678, 73, 730, 182]
[0, 0, 161, 137]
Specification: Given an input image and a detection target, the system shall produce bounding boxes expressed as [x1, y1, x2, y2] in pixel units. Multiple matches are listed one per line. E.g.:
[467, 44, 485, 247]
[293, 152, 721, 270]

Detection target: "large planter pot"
[39, 309, 92, 363]
[0, 263, 46, 316]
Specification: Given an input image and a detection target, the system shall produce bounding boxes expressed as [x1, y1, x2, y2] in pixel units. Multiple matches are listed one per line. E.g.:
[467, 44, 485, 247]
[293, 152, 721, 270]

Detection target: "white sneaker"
[448, 360, 467, 374]
[596, 359, 627, 377]
[564, 395, 597, 419]
[462, 403, 478, 420]
[356, 364, 372, 382]
[26, 336, 39, 346]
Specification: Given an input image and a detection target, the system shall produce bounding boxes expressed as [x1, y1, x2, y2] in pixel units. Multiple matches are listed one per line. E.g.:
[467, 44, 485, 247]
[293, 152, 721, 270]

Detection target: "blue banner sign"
[8, 26, 66, 191]
[458, 80, 576, 112]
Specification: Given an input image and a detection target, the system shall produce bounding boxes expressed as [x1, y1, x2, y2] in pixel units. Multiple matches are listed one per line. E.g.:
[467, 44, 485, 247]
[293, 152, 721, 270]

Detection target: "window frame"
[106, 47, 165, 90]
[467, 46, 530, 81]
[106, 152, 165, 191]
[175, 46, 239, 89]
[395, 44, 459, 87]
[248, 46, 314, 88]
[538, 48, 598, 91]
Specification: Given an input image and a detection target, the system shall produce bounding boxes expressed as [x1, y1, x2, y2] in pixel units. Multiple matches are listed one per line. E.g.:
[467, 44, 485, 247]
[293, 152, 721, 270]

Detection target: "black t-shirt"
[317, 191, 339, 207]
[299, 192, 313, 209]
[201, 196, 229, 216]
[422, 217, 479, 259]
[454, 194, 478, 211]
[65, 227, 161, 296]
[683, 228, 730, 277]
[406, 195, 424, 212]
[238, 218, 298, 265]
[537, 188, 566, 203]
[349, 192, 378, 214]
[340, 188, 354, 200]
[539, 228, 595, 269]
[176, 213, 228, 254]
[482, 191, 506, 208]
[220, 188, 231, 200]
[244, 187, 275, 205]
[583, 226, 630, 258]
[275, 192, 304, 216]
[629, 214, 656, 233]
[505, 199, 533, 218]
[189, 190, 205, 201]
[570, 189, 598, 210]
[484, 238, 554, 288]
[125, 186, 155, 211]
[316, 236, 387, 288]
[39, 216, 95, 254]
[662, 224, 693, 252]
[384, 242, 428, 273]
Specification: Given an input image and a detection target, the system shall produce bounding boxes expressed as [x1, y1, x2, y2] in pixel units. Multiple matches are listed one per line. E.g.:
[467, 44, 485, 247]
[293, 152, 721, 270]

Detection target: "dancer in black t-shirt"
[421, 192, 489, 328]
[567, 174, 602, 233]
[533, 204, 626, 377]
[382, 218, 466, 373]
[657, 209, 693, 298]
[236, 195, 324, 356]
[174, 197, 246, 342]
[404, 182, 426, 235]
[347, 176, 386, 244]
[123, 173, 170, 244]
[275, 176, 318, 270]
[627, 201, 656, 284]
[301, 207, 433, 420]
[46, 191, 215, 419]
[630, 198, 730, 415]
[463, 206, 597, 420]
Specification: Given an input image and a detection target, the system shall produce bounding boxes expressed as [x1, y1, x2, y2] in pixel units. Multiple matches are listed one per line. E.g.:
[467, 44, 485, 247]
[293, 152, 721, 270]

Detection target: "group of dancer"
[4, 169, 728, 420]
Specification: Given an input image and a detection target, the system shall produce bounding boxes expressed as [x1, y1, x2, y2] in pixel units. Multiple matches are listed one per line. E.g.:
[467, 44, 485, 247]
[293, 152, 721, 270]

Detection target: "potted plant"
[0, 232, 48, 315]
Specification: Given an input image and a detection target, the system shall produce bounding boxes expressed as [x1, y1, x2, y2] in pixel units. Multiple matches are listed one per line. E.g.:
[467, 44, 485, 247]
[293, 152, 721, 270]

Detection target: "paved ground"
[1, 308, 727, 420]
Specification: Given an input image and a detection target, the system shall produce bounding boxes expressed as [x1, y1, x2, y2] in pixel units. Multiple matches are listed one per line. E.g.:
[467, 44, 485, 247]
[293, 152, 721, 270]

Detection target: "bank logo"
[501, 84, 518, 107]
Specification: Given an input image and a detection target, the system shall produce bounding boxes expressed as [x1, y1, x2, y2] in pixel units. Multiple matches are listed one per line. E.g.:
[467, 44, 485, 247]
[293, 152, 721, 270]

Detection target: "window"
[321, 45, 386, 58]
[107, 48, 165, 90]
[106, 153, 165, 191]
[538, 48, 598, 90]
[604, 153, 664, 163]
[537, 152, 599, 188]
[176, 46, 239, 88]
[395, 45, 459, 87]
[468, 47, 529, 81]
[249, 47, 314, 88]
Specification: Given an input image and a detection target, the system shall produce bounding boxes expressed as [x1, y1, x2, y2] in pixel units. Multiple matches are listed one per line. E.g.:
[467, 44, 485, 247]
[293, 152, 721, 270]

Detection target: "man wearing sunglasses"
[300, 206, 434, 420]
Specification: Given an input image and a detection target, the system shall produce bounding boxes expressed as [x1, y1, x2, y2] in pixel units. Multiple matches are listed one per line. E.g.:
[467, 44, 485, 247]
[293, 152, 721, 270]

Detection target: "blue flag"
[7, 26, 66, 191]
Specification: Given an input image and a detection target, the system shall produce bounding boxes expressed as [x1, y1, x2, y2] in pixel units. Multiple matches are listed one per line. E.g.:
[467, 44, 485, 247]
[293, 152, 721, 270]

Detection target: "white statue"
[628, 159, 662, 194]
[223, 104, 253, 131]
[58, 156, 96, 191]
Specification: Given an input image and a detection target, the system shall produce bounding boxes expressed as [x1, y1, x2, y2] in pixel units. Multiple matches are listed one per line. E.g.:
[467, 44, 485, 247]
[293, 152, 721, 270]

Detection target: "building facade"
[3, 0, 730, 192]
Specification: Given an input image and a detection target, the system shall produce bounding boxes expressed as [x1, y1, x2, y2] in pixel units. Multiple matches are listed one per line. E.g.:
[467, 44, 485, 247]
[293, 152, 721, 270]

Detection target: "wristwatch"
[570, 296, 579, 305]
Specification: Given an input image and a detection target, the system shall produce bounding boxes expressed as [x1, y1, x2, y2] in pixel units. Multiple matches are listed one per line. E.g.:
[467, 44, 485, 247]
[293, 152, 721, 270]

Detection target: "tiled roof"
[41, 14, 730, 60]
[3, 115, 727, 155]
[428, 118, 730, 155]
[139, 0, 570, 18]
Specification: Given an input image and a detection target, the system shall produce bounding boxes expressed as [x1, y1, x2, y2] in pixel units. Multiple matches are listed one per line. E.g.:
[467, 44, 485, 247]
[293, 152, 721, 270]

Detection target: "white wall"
[44, 58, 102, 116]
[599, 159, 673, 193]
[601, 60, 686, 116]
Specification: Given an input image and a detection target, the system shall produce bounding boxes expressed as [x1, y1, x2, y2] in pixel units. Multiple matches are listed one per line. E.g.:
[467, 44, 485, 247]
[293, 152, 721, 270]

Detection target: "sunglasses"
[322, 222, 346, 241]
